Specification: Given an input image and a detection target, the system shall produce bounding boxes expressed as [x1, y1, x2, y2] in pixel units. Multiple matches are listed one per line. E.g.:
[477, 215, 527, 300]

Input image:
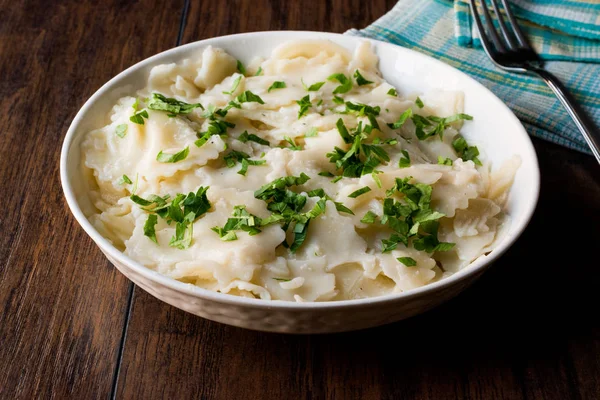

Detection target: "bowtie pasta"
[81, 40, 520, 302]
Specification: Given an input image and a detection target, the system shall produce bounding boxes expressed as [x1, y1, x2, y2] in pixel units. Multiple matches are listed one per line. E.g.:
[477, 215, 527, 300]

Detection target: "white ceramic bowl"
[60, 31, 540, 333]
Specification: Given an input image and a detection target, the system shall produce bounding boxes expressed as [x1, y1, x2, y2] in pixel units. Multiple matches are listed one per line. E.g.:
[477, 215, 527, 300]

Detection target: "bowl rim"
[60, 30, 540, 310]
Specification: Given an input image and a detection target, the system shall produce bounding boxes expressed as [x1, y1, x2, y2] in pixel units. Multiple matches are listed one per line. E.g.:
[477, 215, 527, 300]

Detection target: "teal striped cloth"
[347, 0, 600, 154]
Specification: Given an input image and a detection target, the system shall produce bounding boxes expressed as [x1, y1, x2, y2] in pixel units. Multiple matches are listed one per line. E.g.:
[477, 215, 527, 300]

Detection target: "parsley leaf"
[222, 75, 242, 95]
[223, 150, 266, 175]
[296, 95, 312, 119]
[354, 70, 373, 86]
[236, 60, 246, 75]
[332, 96, 344, 105]
[255, 66, 263, 76]
[318, 171, 334, 177]
[115, 124, 128, 138]
[143, 214, 158, 244]
[195, 119, 234, 147]
[236, 90, 265, 104]
[397, 256, 417, 267]
[328, 73, 353, 94]
[238, 131, 270, 145]
[283, 136, 302, 151]
[118, 175, 132, 185]
[387, 88, 397, 97]
[348, 186, 371, 198]
[268, 81, 286, 92]
[147, 93, 203, 116]
[130, 110, 148, 125]
[156, 147, 190, 163]
[452, 135, 482, 165]
[212, 205, 263, 240]
[387, 108, 413, 130]
[303, 79, 326, 91]
[336, 118, 352, 143]
[415, 97, 424, 108]
[305, 127, 318, 137]
[438, 156, 453, 166]
[361, 211, 378, 224]
[399, 150, 411, 168]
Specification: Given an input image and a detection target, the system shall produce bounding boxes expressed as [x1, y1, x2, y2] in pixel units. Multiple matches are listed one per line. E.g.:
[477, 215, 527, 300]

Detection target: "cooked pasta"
[81, 40, 519, 301]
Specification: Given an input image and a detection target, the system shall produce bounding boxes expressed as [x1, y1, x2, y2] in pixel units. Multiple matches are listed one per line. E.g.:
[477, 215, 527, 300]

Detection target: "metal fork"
[469, 0, 600, 163]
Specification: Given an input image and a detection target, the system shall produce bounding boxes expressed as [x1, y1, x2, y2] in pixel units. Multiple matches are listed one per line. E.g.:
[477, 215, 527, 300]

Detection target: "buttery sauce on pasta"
[81, 40, 520, 301]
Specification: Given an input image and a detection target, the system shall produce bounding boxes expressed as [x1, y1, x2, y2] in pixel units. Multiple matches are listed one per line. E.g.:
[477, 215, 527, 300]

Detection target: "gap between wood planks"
[109, 1, 191, 398]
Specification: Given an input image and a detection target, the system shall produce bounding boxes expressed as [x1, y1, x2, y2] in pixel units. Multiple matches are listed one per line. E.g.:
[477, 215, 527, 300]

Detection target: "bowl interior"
[61, 31, 539, 308]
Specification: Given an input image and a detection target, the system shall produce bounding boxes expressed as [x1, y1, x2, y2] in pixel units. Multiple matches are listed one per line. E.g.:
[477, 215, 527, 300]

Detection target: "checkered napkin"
[347, 0, 600, 154]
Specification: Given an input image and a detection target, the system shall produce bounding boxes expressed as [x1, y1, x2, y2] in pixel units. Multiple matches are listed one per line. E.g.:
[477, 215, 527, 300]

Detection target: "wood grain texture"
[1, 0, 599, 399]
[115, 1, 600, 400]
[0, 0, 183, 398]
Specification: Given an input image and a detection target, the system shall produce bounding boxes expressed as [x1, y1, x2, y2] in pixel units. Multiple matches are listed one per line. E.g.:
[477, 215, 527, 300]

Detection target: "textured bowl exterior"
[102, 249, 484, 333]
[61, 31, 540, 334]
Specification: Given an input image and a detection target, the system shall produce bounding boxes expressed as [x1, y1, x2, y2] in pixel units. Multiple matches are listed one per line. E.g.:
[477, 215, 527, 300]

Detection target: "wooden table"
[1, 0, 599, 398]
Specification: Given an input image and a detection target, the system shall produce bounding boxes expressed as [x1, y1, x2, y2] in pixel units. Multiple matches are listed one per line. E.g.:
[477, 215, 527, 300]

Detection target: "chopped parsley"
[268, 81, 287, 92]
[147, 93, 203, 116]
[156, 147, 190, 163]
[361, 211, 378, 224]
[236, 60, 246, 75]
[222, 75, 242, 95]
[415, 97, 424, 108]
[305, 127, 318, 137]
[302, 79, 326, 92]
[223, 150, 266, 175]
[397, 256, 417, 267]
[413, 113, 473, 141]
[283, 136, 302, 151]
[387, 88, 397, 97]
[318, 171, 334, 177]
[236, 90, 264, 104]
[399, 150, 411, 168]
[452, 135, 482, 165]
[296, 95, 312, 118]
[354, 70, 373, 86]
[238, 131, 270, 145]
[437, 156, 453, 166]
[348, 186, 371, 198]
[195, 119, 235, 147]
[133, 187, 211, 249]
[115, 124, 128, 138]
[143, 214, 158, 244]
[255, 66, 263, 76]
[130, 110, 148, 125]
[328, 73, 353, 94]
[332, 96, 345, 105]
[327, 119, 391, 178]
[212, 205, 263, 240]
[118, 175, 132, 185]
[387, 108, 413, 130]
[272, 277, 291, 282]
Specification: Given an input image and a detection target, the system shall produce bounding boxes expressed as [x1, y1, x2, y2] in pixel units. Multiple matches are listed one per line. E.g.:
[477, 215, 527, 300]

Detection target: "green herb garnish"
[399, 150, 411, 168]
[397, 256, 417, 267]
[118, 175, 132, 185]
[156, 147, 190, 163]
[437, 156, 453, 166]
[452, 135, 482, 165]
[130, 110, 148, 125]
[144, 214, 158, 243]
[387, 109, 413, 130]
[283, 136, 302, 151]
[236, 60, 246, 75]
[236, 90, 265, 104]
[238, 131, 270, 145]
[415, 97, 424, 108]
[348, 186, 371, 198]
[223, 75, 242, 95]
[387, 88, 397, 97]
[328, 73, 352, 94]
[296, 95, 312, 118]
[354, 70, 373, 86]
[268, 81, 286, 92]
[361, 211, 378, 224]
[147, 93, 203, 116]
[115, 124, 128, 138]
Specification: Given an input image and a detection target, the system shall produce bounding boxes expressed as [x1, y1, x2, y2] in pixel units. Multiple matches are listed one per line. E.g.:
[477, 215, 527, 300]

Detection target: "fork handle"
[530, 67, 600, 162]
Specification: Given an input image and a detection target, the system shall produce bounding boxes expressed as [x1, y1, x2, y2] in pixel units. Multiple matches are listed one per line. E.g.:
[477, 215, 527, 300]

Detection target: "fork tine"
[469, 0, 502, 59]
[478, 0, 507, 52]
[499, 0, 532, 50]
[490, 0, 518, 49]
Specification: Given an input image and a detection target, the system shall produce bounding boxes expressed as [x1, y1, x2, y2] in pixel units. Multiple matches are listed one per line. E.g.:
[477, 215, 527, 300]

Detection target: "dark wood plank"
[0, 0, 183, 398]
[114, 1, 598, 399]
